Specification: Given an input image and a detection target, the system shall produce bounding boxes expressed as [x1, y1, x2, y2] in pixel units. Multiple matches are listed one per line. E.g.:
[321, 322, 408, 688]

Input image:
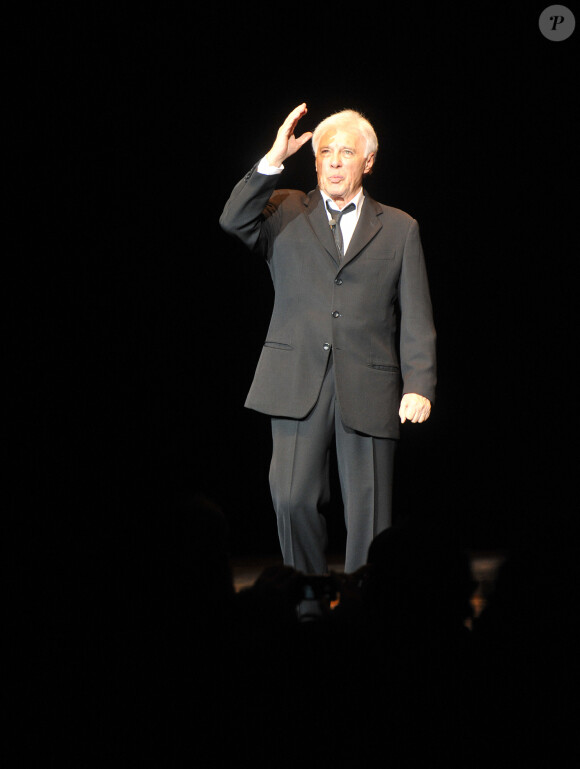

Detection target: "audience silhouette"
[32, 490, 575, 766]
[471, 529, 578, 766]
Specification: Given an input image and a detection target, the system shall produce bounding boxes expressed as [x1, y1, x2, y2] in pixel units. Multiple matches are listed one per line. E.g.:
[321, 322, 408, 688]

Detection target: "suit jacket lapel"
[303, 187, 383, 269]
[303, 188, 340, 266]
[342, 190, 383, 266]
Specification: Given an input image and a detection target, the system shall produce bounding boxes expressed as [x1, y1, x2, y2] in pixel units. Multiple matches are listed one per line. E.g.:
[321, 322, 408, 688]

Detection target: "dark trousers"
[269, 355, 396, 575]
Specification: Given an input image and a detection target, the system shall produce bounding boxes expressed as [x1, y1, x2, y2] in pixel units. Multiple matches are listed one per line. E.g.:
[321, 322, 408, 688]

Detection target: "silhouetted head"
[364, 523, 476, 631]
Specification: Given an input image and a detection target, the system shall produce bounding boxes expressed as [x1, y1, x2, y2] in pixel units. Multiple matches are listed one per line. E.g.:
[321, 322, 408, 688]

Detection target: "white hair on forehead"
[311, 109, 379, 158]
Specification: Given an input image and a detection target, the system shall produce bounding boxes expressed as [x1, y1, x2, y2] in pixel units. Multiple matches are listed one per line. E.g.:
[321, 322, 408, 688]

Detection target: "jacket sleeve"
[398, 218, 437, 403]
[219, 164, 281, 256]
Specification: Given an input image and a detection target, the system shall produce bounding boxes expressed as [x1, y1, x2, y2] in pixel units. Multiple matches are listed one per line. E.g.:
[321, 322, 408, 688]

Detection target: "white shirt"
[257, 156, 364, 254]
[318, 188, 364, 254]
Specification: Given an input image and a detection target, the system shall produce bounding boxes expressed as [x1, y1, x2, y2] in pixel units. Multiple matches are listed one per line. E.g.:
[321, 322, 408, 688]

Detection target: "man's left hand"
[399, 393, 431, 424]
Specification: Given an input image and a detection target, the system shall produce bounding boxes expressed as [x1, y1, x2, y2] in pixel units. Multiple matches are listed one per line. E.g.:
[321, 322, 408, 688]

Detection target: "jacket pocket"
[368, 363, 400, 373]
[264, 341, 294, 350]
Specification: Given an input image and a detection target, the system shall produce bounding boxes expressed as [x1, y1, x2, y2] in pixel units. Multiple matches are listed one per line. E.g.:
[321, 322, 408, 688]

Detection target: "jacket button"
[332, 311, 341, 318]
[334, 278, 343, 285]
[323, 343, 331, 351]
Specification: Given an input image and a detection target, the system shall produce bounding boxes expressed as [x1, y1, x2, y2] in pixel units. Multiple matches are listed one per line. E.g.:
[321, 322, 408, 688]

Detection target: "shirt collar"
[319, 187, 365, 215]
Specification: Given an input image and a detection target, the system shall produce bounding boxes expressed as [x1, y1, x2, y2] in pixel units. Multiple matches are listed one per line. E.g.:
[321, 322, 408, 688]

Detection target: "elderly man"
[220, 103, 436, 575]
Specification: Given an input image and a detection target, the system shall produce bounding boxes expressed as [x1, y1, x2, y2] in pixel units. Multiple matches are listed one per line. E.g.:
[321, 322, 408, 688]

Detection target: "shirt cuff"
[257, 156, 284, 175]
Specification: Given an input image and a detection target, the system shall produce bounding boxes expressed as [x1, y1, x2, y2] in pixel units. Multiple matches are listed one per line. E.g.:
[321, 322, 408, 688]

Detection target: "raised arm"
[219, 103, 312, 251]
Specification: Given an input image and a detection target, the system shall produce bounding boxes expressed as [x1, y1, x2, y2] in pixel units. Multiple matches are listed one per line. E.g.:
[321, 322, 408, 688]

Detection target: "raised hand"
[265, 103, 313, 168]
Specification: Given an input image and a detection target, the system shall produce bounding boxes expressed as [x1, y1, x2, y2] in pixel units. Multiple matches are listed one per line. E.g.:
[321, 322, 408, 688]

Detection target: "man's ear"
[364, 152, 375, 176]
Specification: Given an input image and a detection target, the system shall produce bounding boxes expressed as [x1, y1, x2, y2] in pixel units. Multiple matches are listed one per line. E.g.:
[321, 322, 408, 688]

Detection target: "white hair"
[311, 109, 378, 158]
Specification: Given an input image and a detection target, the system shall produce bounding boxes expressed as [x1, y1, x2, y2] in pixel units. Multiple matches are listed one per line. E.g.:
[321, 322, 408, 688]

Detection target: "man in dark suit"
[220, 103, 436, 575]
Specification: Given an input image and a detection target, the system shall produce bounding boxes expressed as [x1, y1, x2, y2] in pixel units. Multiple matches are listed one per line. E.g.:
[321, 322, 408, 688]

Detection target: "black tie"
[326, 200, 355, 258]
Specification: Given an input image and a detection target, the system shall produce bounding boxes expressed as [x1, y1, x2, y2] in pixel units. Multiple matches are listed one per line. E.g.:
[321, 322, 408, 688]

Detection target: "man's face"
[315, 126, 375, 208]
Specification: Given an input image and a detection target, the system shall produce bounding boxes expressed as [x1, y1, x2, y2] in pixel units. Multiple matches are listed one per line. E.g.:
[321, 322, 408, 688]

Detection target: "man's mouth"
[328, 176, 343, 183]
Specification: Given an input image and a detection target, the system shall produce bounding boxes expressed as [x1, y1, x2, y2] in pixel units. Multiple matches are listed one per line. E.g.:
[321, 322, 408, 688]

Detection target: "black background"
[7, 4, 578, 575]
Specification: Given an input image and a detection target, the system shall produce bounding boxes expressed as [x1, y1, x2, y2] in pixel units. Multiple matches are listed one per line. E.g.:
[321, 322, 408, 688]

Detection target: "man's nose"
[330, 153, 342, 166]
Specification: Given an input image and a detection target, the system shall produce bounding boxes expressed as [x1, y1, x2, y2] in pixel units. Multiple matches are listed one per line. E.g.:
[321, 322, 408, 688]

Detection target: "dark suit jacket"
[220, 165, 436, 439]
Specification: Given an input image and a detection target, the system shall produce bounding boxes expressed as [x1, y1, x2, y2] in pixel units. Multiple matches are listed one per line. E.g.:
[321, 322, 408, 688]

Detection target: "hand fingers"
[406, 407, 418, 423]
[399, 401, 431, 424]
[289, 102, 307, 120]
[399, 403, 407, 423]
[294, 131, 313, 148]
[399, 400, 416, 422]
[284, 103, 308, 135]
[408, 406, 430, 423]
